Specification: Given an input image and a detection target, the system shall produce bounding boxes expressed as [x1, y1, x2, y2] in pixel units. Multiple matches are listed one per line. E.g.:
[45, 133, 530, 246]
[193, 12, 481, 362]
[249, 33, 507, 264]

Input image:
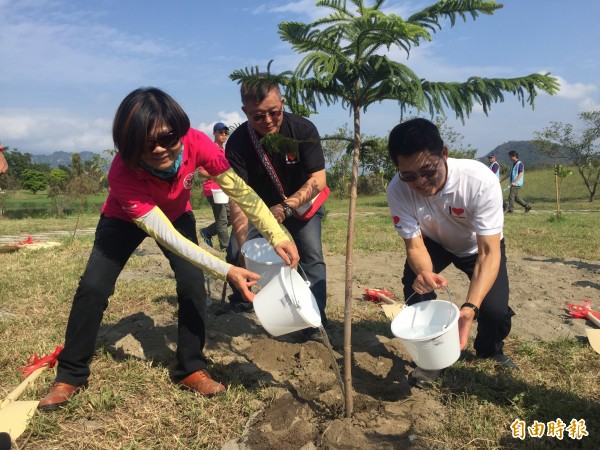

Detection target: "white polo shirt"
[386, 158, 504, 257]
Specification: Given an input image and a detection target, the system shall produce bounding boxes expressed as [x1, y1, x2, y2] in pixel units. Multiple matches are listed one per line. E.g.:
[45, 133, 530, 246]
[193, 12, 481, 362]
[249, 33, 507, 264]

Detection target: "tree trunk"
[555, 175, 560, 216]
[343, 105, 361, 418]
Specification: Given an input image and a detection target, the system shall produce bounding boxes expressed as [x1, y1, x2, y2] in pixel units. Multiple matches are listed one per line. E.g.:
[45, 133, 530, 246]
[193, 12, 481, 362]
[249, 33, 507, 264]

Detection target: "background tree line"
[323, 116, 477, 197]
[2, 109, 598, 203]
[0, 148, 110, 195]
[0, 148, 112, 216]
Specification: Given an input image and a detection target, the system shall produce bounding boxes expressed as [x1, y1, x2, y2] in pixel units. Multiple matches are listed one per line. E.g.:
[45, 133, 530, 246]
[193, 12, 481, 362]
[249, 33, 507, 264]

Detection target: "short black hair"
[240, 74, 281, 107]
[508, 150, 519, 158]
[112, 87, 190, 168]
[388, 118, 443, 165]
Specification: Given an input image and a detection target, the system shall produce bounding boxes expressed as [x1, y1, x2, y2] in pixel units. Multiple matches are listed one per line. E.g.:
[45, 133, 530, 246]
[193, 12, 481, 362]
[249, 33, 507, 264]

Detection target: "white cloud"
[267, 0, 417, 21]
[554, 75, 597, 100]
[0, 109, 113, 154]
[381, 1, 420, 18]
[197, 111, 245, 136]
[380, 41, 515, 82]
[0, 3, 184, 86]
[270, 0, 326, 21]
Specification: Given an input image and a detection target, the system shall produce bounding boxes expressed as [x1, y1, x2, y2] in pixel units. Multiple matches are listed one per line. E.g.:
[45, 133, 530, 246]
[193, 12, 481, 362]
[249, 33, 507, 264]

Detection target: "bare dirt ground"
[105, 239, 600, 449]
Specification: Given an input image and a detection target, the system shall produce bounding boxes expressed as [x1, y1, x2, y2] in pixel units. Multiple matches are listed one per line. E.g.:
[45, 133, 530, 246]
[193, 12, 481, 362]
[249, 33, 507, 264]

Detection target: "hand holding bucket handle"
[273, 240, 299, 268]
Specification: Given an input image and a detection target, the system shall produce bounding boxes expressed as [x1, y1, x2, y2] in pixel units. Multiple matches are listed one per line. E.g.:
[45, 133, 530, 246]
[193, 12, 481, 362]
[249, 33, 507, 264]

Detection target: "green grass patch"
[436, 338, 599, 449]
[321, 191, 599, 261]
[0, 166, 599, 448]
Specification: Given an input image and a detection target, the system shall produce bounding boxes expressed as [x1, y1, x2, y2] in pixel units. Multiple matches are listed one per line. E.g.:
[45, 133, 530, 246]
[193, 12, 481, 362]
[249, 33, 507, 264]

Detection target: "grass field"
[322, 165, 600, 261]
[3, 190, 106, 209]
[0, 166, 599, 448]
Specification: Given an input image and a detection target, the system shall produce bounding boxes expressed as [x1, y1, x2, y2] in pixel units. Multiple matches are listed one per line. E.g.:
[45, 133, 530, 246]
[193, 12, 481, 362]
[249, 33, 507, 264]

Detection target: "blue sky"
[1, 0, 599, 157]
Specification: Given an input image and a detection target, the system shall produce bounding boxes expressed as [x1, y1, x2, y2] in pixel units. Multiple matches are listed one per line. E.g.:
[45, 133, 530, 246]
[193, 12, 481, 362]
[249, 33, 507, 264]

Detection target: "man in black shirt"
[224, 79, 328, 336]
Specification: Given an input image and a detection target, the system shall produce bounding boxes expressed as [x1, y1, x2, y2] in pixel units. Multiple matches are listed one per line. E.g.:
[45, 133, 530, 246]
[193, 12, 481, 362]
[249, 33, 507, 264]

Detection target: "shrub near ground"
[0, 166, 598, 449]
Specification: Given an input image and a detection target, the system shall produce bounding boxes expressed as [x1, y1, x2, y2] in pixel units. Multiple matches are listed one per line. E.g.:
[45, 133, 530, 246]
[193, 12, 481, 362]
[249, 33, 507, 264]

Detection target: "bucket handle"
[244, 226, 258, 242]
[287, 265, 310, 308]
[296, 264, 310, 287]
[405, 286, 454, 330]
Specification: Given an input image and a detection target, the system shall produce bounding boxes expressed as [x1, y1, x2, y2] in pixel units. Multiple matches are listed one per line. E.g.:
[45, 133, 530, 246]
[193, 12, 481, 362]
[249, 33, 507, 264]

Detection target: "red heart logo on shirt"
[451, 207, 465, 216]
[287, 153, 296, 161]
[393, 216, 400, 224]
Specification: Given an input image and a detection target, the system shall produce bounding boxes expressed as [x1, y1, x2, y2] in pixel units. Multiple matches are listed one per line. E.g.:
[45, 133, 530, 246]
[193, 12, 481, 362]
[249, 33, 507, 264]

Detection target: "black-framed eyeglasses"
[147, 131, 180, 152]
[251, 109, 283, 123]
[398, 157, 442, 183]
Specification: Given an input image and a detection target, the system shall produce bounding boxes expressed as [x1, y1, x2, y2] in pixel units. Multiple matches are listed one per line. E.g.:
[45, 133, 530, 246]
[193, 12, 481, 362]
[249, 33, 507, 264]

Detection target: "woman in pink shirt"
[38, 87, 298, 411]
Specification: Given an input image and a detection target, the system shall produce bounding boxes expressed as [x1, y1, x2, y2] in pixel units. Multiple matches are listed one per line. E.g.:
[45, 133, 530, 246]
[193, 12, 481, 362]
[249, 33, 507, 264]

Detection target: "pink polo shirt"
[102, 128, 230, 222]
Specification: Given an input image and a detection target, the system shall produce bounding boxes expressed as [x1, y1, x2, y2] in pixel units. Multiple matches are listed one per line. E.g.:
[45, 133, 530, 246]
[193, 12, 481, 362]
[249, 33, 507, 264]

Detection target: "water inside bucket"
[241, 238, 286, 287]
[400, 325, 447, 340]
[391, 297, 460, 370]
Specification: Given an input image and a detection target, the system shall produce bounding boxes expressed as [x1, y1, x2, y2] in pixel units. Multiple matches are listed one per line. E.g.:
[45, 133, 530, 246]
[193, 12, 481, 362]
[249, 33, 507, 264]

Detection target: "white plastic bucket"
[211, 188, 229, 204]
[241, 238, 285, 287]
[391, 300, 460, 370]
[253, 267, 322, 336]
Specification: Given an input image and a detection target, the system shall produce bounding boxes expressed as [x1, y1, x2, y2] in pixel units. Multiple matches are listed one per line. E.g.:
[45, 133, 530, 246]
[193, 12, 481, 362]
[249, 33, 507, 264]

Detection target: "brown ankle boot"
[38, 382, 88, 411]
[179, 370, 225, 395]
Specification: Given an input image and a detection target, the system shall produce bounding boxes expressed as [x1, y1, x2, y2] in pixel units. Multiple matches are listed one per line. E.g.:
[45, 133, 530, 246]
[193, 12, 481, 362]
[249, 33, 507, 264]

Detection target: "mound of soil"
[105, 240, 599, 449]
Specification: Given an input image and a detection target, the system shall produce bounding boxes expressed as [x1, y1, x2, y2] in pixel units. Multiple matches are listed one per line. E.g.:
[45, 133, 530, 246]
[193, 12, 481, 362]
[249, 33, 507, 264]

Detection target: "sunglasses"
[398, 157, 442, 183]
[147, 131, 180, 151]
[251, 109, 283, 123]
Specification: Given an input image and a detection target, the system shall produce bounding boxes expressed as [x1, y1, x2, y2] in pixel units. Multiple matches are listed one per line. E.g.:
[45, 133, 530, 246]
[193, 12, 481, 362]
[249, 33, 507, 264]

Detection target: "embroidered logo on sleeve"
[449, 206, 466, 219]
[392, 215, 402, 229]
[123, 204, 138, 211]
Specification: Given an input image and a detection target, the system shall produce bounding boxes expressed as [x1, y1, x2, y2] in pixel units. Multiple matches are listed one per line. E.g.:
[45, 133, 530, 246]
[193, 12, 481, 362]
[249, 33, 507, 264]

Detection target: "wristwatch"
[460, 302, 479, 321]
[281, 202, 294, 219]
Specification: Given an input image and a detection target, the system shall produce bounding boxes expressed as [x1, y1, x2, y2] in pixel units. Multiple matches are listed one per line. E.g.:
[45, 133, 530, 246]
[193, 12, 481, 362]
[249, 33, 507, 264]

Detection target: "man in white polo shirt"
[386, 118, 516, 389]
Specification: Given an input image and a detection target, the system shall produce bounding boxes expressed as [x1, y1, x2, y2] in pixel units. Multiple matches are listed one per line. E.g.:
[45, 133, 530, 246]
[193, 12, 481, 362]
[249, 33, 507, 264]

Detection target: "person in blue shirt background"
[501, 151, 531, 213]
[487, 153, 500, 179]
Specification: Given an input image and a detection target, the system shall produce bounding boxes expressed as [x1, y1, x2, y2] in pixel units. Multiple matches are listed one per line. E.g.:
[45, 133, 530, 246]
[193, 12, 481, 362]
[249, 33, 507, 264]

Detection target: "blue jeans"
[402, 237, 513, 357]
[227, 207, 327, 325]
[56, 212, 209, 386]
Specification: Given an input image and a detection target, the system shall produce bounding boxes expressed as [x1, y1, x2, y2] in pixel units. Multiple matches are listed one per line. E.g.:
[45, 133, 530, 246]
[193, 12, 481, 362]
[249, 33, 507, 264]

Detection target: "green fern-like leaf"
[260, 134, 301, 158]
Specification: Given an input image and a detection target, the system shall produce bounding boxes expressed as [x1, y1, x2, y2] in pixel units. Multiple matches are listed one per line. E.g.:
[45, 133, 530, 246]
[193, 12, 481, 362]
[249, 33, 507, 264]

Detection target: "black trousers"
[402, 237, 514, 357]
[56, 212, 208, 386]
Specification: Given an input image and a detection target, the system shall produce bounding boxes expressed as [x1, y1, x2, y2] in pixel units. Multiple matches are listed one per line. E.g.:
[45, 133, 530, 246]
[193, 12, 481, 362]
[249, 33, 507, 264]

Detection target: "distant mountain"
[478, 140, 563, 167]
[31, 151, 103, 168]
